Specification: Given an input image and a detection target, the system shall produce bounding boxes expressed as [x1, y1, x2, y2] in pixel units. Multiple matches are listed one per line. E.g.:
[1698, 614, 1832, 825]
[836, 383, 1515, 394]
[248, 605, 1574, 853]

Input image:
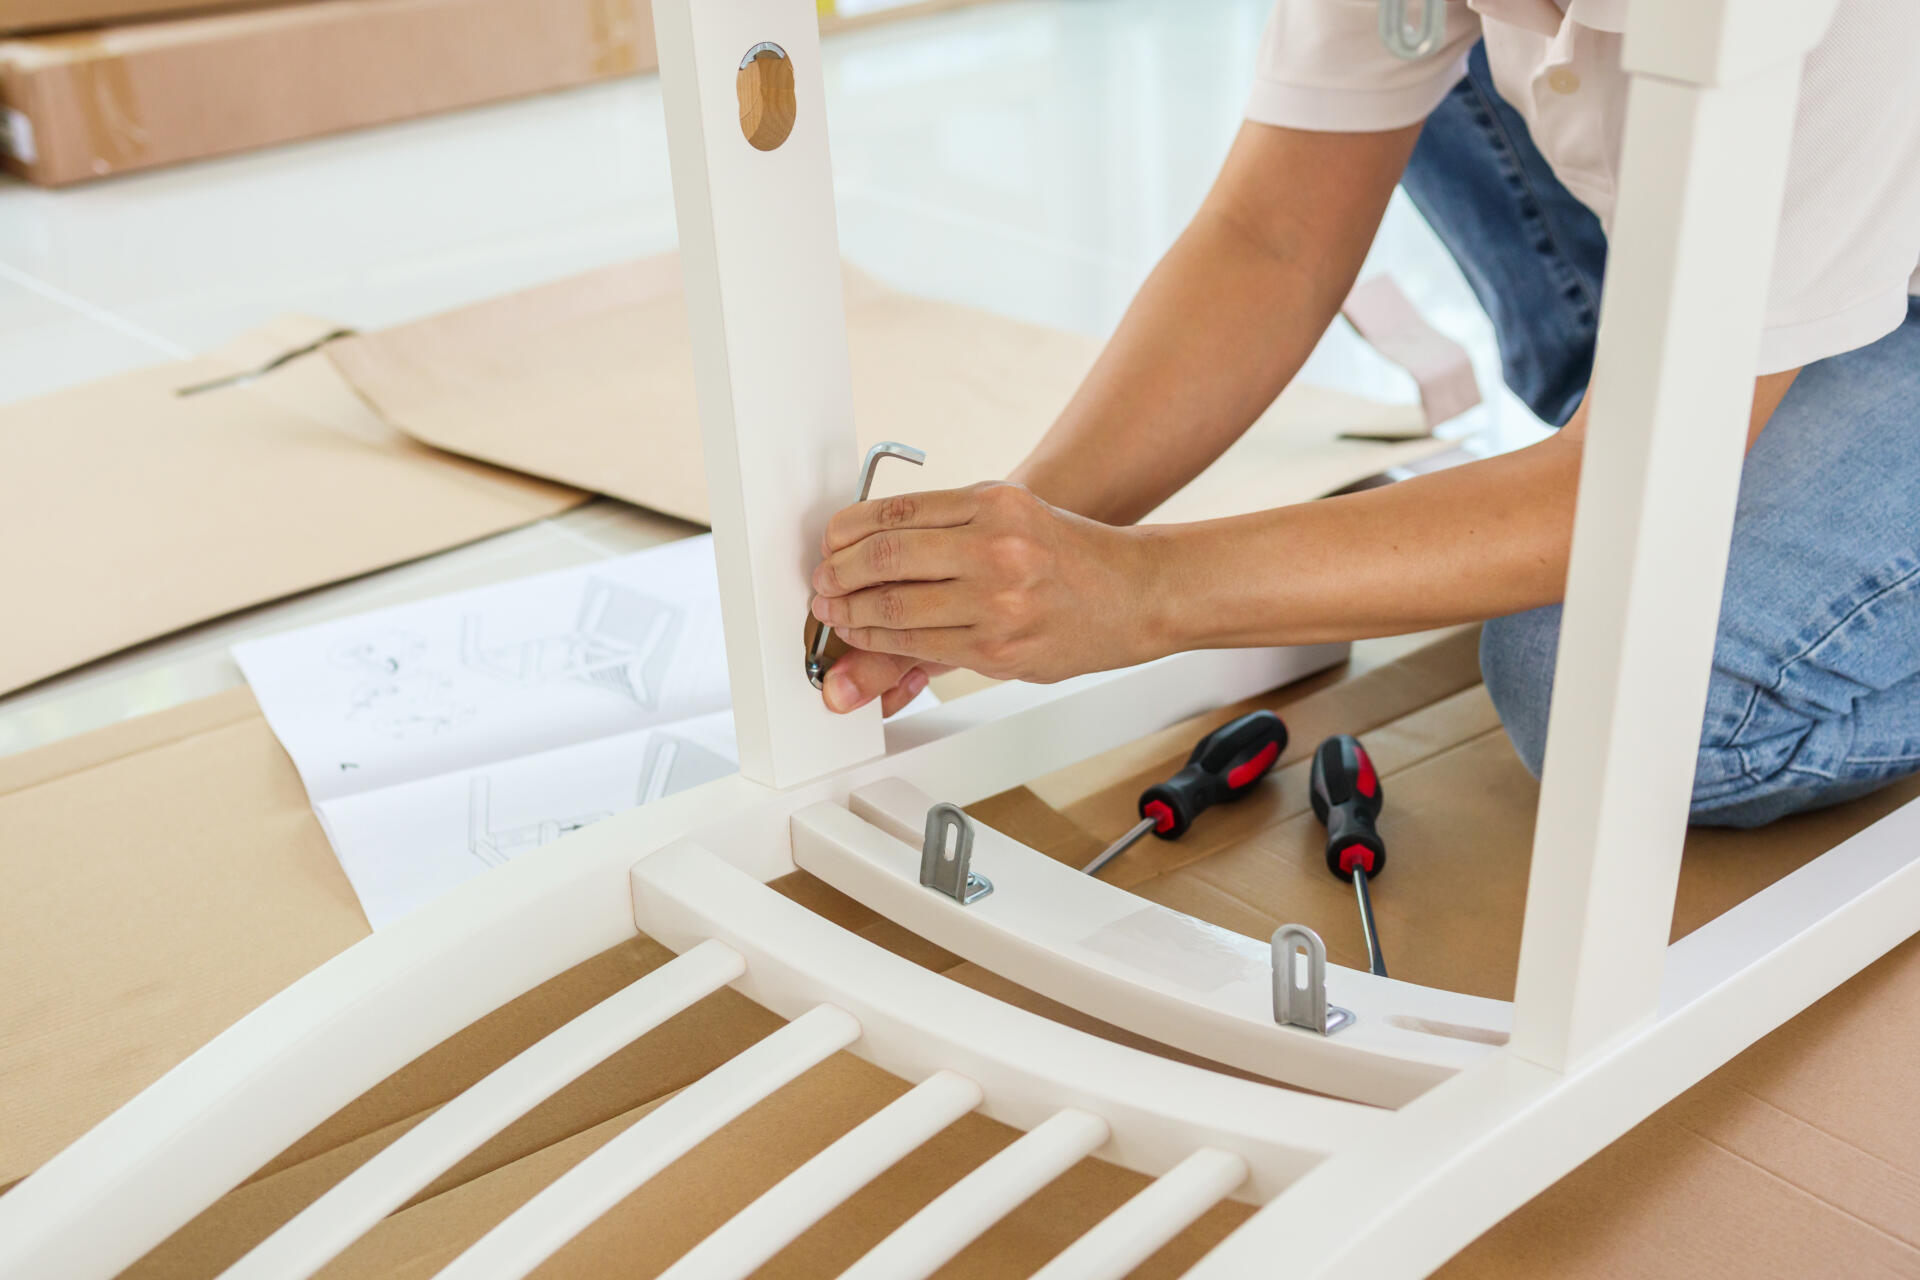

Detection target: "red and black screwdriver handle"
[1138, 710, 1288, 840]
[1310, 733, 1386, 880]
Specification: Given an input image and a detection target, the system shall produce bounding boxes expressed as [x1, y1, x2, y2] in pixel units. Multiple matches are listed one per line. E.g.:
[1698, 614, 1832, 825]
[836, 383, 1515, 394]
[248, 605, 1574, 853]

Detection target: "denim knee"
[1479, 606, 1562, 779]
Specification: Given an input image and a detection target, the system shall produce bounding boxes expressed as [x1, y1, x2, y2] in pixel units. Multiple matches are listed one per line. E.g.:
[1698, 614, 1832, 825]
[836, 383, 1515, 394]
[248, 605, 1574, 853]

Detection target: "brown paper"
[13, 629, 1917, 1277]
[0, 318, 585, 698]
[328, 254, 1451, 528]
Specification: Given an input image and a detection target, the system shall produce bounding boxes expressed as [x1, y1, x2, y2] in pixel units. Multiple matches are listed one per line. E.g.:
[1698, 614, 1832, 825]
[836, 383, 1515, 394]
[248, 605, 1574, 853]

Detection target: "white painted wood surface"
[801, 779, 1508, 1105]
[652, 0, 880, 787]
[659, 1071, 984, 1280]
[1509, 0, 1829, 1072]
[218, 941, 745, 1280]
[7, 5, 1914, 1280]
[0, 643, 1342, 1280]
[837, 1108, 1112, 1280]
[631, 840, 1377, 1199]
[434, 1005, 862, 1280]
[1029, 1148, 1249, 1280]
[1184, 782, 1920, 1279]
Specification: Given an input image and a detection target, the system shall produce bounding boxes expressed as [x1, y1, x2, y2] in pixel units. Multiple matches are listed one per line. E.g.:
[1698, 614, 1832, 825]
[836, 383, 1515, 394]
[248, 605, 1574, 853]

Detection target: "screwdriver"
[1082, 710, 1288, 877]
[1310, 733, 1389, 977]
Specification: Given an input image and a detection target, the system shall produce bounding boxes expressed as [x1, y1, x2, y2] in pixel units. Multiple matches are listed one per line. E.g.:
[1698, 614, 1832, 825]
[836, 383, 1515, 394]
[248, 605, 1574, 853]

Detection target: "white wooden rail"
[437, 1005, 863, 1280]
[1509, 0, 1835, 1071]
[839, 1108, 1112, 1280]
[652, 0, 878, 787]
[796, 778, 1508, 1105]
[221, 941, 746, 1280]
[657, 1071, 985, 1280]
[631, 841, 1379, 1199]
[1030, 1148, 1250, 1280]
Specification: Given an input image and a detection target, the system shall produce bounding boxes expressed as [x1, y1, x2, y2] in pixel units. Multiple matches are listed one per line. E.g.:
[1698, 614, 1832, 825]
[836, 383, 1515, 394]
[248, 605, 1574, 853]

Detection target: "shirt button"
[1547, 67, 1581, 94]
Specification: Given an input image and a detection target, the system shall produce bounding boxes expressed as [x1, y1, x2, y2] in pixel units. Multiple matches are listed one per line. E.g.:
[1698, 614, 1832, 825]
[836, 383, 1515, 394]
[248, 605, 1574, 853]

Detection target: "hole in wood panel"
[737, 42, 796, 151]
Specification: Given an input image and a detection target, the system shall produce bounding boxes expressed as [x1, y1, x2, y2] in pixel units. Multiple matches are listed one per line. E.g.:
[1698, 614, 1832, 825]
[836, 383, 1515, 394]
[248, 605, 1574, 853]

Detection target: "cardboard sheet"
[327, 254, 1453, 528]
[0, 317, 585, 698]
[12, 630, 1916, 1276]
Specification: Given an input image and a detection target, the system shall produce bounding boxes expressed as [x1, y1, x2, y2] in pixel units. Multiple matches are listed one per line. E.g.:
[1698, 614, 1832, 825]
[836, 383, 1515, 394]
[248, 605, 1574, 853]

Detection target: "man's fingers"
[811, 582, 969, 632]
[838, 624, 974, 669]
[813, 528, 965, 598]
[879, 667, 933, 717]
[822, 486, 982, 554]
[820, 650, 920, 713]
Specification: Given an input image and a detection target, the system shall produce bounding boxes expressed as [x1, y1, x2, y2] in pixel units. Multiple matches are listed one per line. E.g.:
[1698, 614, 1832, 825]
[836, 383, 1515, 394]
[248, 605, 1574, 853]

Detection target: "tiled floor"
[0, 0, 1543, 756]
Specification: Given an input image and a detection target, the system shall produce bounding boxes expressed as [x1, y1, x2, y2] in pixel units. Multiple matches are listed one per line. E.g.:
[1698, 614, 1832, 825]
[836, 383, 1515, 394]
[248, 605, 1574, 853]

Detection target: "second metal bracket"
[1271, 923, 1354, 1036]
[920, 802, 992, 905]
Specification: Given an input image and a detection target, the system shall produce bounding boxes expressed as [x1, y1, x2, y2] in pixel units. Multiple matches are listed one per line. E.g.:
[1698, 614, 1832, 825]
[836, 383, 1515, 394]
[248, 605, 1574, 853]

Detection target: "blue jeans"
[1401, 44, 1920, 827]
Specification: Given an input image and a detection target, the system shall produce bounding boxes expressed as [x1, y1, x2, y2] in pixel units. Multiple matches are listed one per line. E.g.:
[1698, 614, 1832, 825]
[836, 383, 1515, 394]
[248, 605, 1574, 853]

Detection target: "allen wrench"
[806, 441, 926, 690]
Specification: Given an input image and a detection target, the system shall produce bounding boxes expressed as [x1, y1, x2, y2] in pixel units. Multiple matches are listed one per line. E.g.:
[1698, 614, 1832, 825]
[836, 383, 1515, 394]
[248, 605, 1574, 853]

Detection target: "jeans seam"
[1720, 682, 1764, 752]
[1762, 559, 1920, 706]
[1459, 74, 1601, 324]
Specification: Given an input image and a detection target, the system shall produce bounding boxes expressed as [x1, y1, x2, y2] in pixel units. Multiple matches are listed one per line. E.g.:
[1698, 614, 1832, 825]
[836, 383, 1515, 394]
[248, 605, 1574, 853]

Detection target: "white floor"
[0, 0, 1541, 757]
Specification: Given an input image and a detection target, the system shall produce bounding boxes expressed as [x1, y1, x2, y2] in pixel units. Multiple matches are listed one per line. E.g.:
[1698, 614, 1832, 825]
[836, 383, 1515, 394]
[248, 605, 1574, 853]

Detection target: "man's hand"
[810, 482, 1169, 713]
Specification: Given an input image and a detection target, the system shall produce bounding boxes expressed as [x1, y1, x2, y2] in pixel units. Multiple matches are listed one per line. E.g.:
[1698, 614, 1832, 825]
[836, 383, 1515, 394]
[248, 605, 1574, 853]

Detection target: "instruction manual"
[236, 536, 744, 927]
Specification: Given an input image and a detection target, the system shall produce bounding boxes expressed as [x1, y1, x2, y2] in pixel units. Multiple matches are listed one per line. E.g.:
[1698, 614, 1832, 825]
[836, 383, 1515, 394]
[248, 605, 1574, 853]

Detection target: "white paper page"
[238, 532, 939, 928]
[318, 710, 740, 928]
[236, 536, 730, 801]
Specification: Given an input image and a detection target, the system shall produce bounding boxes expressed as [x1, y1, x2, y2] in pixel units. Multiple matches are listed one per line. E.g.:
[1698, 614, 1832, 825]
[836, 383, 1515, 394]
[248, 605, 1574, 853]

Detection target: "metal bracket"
[1271, 924, 1354, 1036]
[920, 802, 992, 905]
[807, 441, 927, 690]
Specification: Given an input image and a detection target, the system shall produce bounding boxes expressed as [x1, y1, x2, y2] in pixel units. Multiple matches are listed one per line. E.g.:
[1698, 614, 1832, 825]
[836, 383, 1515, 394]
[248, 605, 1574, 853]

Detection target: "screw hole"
[737, 42, 796, 151]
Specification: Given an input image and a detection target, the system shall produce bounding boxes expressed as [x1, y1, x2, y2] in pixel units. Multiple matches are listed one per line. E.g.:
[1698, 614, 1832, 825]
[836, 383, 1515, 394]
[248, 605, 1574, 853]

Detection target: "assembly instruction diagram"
[235, 537, 742, 928]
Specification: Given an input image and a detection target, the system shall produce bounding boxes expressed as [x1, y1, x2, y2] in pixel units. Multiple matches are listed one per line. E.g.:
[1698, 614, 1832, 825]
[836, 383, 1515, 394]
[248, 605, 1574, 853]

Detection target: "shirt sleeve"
[1758, 0, 1920, 373]
[1245, 0, 1483, 133]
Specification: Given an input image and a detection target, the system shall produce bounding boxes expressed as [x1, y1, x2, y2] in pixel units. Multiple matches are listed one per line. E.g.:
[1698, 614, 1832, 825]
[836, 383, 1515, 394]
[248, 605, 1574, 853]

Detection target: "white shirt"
[1246, 0, 1920, 373]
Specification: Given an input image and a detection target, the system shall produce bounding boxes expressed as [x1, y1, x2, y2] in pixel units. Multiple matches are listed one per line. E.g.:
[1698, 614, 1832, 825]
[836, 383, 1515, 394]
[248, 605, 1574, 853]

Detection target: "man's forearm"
[1012, 122, 1422, 526]
[1137, 427, 1586, 649]
[1131, 368, 1801, 651]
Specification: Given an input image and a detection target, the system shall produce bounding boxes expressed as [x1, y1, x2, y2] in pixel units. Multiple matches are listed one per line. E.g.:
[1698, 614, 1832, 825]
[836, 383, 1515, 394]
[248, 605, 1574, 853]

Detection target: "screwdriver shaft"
[1352, 870, 1387, 977]
[1082, 817, 1158, 877]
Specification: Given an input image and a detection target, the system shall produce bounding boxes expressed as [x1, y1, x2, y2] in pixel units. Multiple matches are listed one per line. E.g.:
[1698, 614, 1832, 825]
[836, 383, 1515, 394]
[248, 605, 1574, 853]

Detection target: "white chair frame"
[4, 1, 1910, 1277]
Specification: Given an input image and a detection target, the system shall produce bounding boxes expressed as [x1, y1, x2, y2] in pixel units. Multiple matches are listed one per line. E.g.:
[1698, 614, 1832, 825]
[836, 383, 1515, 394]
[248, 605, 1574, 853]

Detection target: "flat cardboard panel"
[0, 686, 365, 1187]
[0, 319, 585, 698]
[327, 254, 1449, 527]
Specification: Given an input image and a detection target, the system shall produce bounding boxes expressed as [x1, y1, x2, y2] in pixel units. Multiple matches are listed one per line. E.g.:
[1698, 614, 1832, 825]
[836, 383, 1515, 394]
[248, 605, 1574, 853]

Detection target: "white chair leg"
[433, 1004, 861, 1280]
[838, 1108, 1111, 1280]
[659, 1069, 984, 1280]
[1029, 1147, 1249, 1280]
[219, 940, 745, 1280]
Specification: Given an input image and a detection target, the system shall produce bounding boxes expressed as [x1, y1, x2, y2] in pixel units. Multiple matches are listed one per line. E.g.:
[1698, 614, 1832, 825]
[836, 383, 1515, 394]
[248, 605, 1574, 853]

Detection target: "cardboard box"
[0, 0, 658, 185]
[0, 0, 282, 39]
[0, 0, 995, 185]
[8, 628, 1919, 1275]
